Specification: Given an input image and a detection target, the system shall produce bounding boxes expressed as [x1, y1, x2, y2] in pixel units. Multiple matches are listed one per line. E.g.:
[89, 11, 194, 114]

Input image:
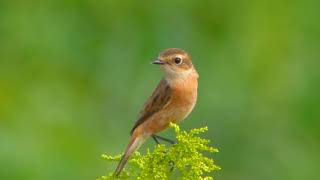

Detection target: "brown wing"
[130, 79, 171, 134]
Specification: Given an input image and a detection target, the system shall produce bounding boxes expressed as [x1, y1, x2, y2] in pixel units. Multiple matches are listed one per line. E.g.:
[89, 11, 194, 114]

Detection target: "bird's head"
[152, 48, 195, 80]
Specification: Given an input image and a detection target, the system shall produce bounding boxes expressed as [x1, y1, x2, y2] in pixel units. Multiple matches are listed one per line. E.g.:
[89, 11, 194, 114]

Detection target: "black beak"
[152, 59, 165, 65]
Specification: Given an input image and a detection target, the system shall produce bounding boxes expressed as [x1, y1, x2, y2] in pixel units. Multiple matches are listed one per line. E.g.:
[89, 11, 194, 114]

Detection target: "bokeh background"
[0, 0, 319, 179]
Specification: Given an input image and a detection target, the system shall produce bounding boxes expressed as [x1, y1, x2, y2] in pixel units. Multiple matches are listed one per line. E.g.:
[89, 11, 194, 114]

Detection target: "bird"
[114, 48, 199, 176]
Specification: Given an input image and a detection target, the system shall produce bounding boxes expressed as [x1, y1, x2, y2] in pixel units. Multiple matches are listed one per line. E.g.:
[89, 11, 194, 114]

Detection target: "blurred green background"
[0, 0, 319, 179]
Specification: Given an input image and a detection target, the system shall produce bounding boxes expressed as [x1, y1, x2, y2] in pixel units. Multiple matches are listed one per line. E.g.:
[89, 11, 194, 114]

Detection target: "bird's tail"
[114, 134, 146, 176]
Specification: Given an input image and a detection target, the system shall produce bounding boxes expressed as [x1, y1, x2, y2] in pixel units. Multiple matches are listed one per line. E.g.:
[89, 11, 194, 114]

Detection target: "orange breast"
[142, 75, 198, 134]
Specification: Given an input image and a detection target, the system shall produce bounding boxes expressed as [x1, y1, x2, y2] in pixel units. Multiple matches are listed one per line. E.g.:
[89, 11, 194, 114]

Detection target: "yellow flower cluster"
[99, 123, 220, 180]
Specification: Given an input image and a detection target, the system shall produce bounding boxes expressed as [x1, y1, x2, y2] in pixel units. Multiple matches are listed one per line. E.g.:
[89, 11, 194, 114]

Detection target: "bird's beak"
[152, 59, 165, 65]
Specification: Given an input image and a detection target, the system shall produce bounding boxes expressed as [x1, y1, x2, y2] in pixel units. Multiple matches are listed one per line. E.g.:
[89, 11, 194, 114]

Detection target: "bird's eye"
[174, 57, 182, 65]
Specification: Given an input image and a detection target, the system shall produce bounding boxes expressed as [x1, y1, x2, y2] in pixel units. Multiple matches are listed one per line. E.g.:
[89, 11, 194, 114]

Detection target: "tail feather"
[114, 135, 145, 176]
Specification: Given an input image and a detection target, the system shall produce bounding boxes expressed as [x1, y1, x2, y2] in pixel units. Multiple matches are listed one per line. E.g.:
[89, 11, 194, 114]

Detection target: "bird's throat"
[164, 68, 198, 87]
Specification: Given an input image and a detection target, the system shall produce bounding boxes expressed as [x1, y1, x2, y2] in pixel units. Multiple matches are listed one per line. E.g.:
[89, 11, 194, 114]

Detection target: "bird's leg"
[152, 135, 160, 144]
[152, 134, 176, 144]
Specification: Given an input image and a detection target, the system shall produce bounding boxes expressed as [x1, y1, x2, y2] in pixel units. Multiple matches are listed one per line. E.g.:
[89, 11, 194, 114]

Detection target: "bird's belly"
[171, 105, 194, 123]
[145, 102, 196, 134]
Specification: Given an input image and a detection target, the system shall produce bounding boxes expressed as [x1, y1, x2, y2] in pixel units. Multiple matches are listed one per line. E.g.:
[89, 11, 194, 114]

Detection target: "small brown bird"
[114, 48, 199, 176]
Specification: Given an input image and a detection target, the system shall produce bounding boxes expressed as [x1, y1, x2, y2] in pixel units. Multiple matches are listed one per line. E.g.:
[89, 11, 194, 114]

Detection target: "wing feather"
[130, 79, 171, 134]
